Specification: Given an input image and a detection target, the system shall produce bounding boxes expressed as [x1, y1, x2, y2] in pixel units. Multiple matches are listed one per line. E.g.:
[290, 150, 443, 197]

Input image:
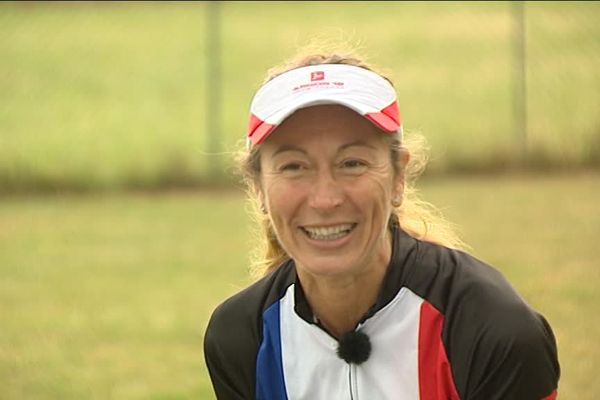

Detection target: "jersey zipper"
[347, 321, 367, 400]
[314, 316, 363, 399]
[348, 362, 358, 399]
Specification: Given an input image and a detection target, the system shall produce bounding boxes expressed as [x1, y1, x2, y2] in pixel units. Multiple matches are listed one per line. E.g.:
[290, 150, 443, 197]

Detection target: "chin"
[295, 255, 360, 277]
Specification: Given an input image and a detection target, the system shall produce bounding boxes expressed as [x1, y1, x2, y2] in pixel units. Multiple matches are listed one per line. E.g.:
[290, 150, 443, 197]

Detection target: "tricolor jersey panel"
[204, 227, 560, 400]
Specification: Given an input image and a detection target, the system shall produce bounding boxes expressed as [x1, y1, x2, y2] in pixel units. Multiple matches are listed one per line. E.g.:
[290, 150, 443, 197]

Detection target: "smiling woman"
[203, 51, 560, 400]
[260, 105, 399, 278]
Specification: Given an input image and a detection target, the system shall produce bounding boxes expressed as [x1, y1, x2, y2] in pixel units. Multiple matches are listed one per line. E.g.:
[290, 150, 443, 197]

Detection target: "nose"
[307, 170, 344, 211]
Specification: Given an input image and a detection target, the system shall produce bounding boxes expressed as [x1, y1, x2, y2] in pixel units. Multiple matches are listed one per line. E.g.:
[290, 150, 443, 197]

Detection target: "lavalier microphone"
[336, 330, 372, 365]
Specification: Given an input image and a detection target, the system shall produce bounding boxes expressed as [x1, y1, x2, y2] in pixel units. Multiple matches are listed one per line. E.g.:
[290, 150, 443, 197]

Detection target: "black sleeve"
[407, 241, 560, 400]
[451, 292, 560, 399]
[204, 296, 260, 399]
[443, 255, 561, 399]
[203, 262, 296, 400]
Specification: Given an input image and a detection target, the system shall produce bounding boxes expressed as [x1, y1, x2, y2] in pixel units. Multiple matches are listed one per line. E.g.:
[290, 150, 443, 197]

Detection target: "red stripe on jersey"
[542, 389, 558, 400]
[418, 301, 460, 400]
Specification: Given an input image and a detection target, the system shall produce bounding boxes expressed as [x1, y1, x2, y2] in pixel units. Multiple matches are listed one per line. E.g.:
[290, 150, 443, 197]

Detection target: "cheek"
[345, 175, 394, 225]
[356, 170, 394, 205]
[263, 178, 304, 222]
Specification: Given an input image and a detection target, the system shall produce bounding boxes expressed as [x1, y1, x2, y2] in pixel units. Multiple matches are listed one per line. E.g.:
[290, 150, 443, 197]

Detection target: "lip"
[298, 223, 357, 250]
[300, 222, 356, 229]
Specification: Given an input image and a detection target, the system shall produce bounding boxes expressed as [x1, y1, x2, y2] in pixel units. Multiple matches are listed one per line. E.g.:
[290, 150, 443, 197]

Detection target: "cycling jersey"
[204, 226, 560, 399]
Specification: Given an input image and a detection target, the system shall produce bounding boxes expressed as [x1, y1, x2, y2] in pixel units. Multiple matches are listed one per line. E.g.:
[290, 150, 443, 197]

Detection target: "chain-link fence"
[1, 1, 598, 192]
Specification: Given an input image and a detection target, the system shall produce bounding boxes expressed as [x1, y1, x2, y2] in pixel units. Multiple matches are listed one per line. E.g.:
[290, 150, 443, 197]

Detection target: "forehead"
[261, 104, 387, 151]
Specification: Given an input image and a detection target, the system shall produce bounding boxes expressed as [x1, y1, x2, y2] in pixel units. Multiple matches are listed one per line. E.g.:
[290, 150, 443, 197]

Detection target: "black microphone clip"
[336, 330, 372, 365]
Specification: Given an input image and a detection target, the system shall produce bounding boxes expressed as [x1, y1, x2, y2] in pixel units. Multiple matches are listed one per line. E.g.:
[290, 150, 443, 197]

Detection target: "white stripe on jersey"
[279, 284, 424, 399]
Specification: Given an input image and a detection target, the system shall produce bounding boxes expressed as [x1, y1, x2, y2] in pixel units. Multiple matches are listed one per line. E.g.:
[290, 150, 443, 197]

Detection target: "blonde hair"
[241, 50, 467, 278]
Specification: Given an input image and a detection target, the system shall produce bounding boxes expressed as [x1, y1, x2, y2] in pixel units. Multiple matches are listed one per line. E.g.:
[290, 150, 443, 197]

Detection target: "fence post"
[512, 1, 528, 164]
[206, 1, 222, 180]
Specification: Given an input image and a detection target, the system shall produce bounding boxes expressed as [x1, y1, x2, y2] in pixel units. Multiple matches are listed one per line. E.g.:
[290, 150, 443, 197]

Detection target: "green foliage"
[1, 174, 599, 398]
[0, 2, 599, 191]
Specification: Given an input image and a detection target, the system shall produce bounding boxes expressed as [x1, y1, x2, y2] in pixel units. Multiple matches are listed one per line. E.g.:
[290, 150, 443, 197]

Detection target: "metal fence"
[1, 1, 599, 191]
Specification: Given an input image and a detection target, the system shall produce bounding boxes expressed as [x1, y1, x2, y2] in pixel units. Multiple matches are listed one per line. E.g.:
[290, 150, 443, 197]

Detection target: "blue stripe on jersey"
[256, 300, 288, 400]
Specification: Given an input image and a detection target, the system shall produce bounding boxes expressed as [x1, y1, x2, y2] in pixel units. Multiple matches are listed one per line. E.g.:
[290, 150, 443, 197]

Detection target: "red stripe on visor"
[248, 114, 276, 146]
[248, 114, 263, 134]
[365, 101, 401, 133]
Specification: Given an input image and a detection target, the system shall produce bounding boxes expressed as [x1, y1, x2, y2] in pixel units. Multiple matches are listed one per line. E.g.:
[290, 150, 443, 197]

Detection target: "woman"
[204, 53, 560, 400]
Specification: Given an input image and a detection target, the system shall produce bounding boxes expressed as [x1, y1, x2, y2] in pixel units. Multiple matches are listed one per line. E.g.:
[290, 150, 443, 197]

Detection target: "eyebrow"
[272, 144, 307, 157]
[272, 140, 377, 157]
[338, 140, 378, 152]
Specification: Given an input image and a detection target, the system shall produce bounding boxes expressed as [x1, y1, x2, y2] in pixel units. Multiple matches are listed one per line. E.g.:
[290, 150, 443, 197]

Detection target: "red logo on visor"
[311, 71, 325, 81]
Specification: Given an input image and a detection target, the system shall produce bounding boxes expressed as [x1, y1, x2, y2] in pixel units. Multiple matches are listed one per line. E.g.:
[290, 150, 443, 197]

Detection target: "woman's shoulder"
[403, 234, 555, 346]
[206, 259, 296, 337]
[406, 236, 524, 312]
[405, 237, 560, 398]
[203, 260, 297, 397]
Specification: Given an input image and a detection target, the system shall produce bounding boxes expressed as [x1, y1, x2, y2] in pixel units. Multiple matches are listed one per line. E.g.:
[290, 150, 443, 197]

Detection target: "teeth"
[303, 224, 354, 241]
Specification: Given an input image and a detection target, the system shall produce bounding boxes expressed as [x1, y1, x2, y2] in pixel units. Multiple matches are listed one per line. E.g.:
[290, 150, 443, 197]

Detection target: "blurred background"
[1, 1, 598, 399]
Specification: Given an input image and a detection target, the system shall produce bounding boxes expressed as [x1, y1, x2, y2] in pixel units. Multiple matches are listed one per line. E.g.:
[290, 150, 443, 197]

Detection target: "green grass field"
[1, 2, 599, 190]
[1, 2, 599, 398]
[1, 173, 599, 399]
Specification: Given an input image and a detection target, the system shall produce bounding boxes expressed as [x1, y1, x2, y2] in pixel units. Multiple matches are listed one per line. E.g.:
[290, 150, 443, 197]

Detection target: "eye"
[280, 162, 303, 172]
[341, 159, 367, 169]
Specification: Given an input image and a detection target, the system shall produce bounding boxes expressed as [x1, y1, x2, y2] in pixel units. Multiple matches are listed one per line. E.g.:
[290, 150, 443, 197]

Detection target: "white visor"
[247, 64, 402, 147]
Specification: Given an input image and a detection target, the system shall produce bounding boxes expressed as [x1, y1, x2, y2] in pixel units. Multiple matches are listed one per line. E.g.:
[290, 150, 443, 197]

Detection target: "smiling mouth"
[300, 223, 357, 241]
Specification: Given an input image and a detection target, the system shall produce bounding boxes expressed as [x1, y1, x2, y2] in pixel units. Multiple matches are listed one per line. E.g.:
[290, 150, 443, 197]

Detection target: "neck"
[296, 233, 392, 338]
